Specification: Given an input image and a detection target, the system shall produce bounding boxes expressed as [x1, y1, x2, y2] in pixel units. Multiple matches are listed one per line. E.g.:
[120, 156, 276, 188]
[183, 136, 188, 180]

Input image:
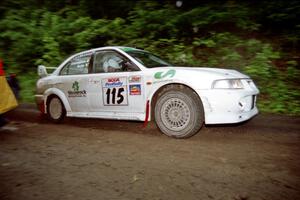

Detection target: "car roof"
[70, 46, 145, 58]
[93, 46, 142, 52]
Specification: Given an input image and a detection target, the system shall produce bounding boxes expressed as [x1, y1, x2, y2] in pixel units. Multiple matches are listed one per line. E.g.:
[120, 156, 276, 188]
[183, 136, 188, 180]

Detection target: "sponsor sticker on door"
[129, 84, 141, 95]
[129, 76, 141, 83]
[68, 81, 87, 97]
[102, 77, 128, 106]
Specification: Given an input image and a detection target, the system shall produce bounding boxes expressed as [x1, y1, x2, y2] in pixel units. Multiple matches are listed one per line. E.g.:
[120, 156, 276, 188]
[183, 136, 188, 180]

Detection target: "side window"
[60, 53, 92, 75]
[93, 50, 140, 73]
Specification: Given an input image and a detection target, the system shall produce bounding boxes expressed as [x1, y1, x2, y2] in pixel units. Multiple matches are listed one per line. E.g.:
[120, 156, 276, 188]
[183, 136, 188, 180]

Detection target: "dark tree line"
[0, 0, 299, 113]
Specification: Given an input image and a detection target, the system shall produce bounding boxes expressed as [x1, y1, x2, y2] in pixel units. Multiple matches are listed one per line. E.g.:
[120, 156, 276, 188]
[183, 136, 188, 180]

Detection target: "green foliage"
[0, 0, 299, 114]
[17, 72, 38, 103]
[191, 32, 300, 115]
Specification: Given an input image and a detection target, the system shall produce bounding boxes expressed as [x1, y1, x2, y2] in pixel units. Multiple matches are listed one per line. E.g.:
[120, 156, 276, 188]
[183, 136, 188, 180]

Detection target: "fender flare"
[147, 81, 209, 122]
[44, 88, 71, 114]
[147, 81, 193, 120]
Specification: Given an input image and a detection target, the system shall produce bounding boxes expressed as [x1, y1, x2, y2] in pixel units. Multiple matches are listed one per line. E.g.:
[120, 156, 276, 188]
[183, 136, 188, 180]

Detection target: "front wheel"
[46, 96, 66, 123]
[154, 86, 204, 138]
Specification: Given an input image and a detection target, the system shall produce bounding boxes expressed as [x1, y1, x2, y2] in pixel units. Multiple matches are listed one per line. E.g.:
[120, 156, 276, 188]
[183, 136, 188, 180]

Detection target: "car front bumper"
[197, 88, 259, 124]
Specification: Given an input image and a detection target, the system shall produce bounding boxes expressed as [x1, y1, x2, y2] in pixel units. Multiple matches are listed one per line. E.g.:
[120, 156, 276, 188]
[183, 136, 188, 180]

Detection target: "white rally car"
[35, 46, 259, 138]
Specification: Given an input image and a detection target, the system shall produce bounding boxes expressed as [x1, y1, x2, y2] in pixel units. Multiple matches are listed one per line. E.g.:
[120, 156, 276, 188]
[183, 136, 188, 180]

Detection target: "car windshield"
[123, 49, 171, 68]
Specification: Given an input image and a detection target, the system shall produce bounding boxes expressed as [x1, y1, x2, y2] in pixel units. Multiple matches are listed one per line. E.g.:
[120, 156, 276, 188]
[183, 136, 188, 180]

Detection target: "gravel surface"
[0, 105, 300, 200]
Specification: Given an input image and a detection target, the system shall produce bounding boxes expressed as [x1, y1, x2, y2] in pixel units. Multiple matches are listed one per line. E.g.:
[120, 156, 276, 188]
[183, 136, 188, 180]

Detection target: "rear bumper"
[35, 94, 45, 113]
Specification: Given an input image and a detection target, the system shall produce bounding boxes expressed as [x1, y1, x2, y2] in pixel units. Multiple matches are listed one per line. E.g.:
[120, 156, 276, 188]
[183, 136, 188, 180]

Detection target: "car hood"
[145, 66, 252, 90]
[149, 66, 249, 80]
[173, 66, 249, 79]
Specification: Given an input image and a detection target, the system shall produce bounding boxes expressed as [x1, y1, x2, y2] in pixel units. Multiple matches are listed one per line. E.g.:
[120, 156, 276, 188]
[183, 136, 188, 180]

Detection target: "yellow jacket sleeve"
[0, 76, 18, 114]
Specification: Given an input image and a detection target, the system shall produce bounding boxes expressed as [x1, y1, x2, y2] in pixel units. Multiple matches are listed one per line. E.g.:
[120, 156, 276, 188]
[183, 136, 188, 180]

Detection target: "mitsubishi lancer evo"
[35, 46, 259, 138]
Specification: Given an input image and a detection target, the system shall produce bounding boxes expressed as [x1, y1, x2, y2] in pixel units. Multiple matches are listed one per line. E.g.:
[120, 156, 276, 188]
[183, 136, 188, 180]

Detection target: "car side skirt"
[67, 111, 145, 121]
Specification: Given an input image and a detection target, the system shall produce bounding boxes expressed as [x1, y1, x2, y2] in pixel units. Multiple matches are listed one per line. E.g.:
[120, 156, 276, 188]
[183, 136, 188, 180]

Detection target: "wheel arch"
[44, 88, 71, 114]
[149, 83, 204, 121]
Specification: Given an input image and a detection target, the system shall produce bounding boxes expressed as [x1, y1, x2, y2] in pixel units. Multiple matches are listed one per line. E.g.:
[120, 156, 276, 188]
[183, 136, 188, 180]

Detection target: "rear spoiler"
[37, 65, 57, 78]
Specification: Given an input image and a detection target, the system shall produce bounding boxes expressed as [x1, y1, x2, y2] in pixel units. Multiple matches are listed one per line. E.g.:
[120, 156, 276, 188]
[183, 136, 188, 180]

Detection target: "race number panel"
[102, 77, 128, 106]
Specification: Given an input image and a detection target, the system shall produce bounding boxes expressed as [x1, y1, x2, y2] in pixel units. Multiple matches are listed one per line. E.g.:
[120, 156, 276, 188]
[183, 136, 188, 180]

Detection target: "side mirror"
[38, 65, 48, 78]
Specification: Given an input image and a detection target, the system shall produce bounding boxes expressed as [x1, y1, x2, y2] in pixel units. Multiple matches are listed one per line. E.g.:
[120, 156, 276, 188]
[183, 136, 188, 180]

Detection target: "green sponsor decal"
[72, 81, 79, 92]
[69, 81, 86, 97]
[154, 69, 176, 79]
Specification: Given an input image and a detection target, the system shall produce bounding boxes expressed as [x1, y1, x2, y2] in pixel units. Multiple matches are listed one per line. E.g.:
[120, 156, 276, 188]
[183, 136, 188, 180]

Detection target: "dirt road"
[1, 105, 300, 200]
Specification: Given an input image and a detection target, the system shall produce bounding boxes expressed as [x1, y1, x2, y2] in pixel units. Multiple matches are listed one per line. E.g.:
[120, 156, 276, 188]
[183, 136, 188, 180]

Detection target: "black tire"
[154, 85, 204, 138]
[46, 95, 66, 123]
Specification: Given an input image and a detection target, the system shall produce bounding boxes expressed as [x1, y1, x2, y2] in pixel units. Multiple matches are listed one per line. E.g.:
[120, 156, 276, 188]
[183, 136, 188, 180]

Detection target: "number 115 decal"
[102, 77, 128, 106]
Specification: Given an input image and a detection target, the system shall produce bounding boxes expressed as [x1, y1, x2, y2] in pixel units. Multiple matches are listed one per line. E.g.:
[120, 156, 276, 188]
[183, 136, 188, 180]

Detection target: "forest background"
[0, 0, 299, 114]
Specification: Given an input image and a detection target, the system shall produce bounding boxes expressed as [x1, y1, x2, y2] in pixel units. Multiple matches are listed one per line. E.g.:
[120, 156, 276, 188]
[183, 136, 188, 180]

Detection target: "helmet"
[103, 56, 121, 72]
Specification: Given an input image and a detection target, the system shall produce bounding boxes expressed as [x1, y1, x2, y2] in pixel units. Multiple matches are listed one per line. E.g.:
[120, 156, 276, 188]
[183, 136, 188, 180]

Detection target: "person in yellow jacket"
[0, 59, 18, 127]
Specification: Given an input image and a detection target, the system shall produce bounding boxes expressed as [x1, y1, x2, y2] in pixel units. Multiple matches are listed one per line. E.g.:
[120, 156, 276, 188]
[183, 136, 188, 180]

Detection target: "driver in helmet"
[103, 55, 122, 73]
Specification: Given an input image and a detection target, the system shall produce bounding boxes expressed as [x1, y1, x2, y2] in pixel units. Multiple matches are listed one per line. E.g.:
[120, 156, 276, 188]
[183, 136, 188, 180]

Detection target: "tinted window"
[60, 53, 92, 75]
[125, 50, 171, 68]
[93, 50, 140, 73]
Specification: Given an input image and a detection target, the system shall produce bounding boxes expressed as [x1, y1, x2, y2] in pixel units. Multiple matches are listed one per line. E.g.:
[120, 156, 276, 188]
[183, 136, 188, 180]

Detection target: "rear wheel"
[154, 85, 204, 138]
[47, 96, 66, 123]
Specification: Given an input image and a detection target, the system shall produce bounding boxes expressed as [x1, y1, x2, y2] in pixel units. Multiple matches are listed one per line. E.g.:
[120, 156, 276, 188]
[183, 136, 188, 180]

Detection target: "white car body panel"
[36, 46, 259, 124]
[44, 87, 72, 113]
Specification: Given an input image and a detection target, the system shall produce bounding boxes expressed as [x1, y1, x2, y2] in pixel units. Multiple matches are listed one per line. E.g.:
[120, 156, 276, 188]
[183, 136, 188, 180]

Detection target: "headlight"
[212, 79, 244, 89]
